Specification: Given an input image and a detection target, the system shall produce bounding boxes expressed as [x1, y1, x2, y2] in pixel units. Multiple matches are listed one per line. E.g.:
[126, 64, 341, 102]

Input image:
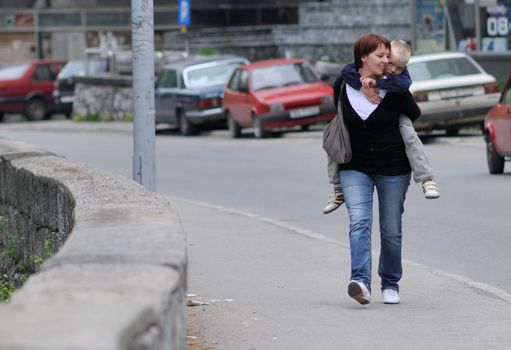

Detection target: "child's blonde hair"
[390, 39, 411, 63]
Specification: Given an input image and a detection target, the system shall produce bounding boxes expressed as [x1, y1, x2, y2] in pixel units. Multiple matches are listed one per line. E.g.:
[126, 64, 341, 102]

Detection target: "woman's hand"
[361, 87, 382, 104]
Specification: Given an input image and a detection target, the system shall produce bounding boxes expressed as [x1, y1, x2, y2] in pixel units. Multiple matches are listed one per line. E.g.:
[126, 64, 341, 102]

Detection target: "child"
[323, 39, 440, 214]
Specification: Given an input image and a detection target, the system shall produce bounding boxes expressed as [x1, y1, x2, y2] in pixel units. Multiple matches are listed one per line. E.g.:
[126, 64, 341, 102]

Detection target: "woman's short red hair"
[353, 33, 391, 69]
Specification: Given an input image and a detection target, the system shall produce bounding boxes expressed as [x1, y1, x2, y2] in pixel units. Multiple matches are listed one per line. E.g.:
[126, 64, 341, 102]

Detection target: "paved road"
[3, 120, 511, 349]
[1, 120, 510, 296]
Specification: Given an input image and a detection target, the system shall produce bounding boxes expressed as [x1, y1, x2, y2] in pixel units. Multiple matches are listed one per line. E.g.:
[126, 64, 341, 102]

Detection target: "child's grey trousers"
[327, 116, 434, 185]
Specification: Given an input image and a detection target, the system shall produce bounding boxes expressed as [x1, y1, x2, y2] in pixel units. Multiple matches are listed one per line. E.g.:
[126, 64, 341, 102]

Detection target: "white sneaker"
[348, 280, 371, 305]
[422, 180, 440, 199]
[382, 289, 400, 304]
[323, 192, 344, 214]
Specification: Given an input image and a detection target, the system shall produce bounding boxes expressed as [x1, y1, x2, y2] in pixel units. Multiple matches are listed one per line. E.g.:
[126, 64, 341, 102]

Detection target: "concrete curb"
[0, 138, 186, 350]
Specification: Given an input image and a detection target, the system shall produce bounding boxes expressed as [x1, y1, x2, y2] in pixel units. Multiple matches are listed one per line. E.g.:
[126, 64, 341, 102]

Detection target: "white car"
[407, 52, 500, 135]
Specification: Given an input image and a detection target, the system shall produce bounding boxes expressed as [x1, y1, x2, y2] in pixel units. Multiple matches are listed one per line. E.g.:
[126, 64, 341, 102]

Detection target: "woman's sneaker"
[347, 280, 371, 305]
[422, 180, 440, 199]
[382, 289, 400, 304]
[323, 192, 344, 214]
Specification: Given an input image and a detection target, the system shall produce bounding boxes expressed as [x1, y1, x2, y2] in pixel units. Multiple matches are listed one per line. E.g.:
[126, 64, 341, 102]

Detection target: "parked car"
[484, 75, 511, 174]
[407, 52, 500, 135]
[0, 60, 66, 122]
[155, 55, 249, 135]
[53, 58, 109, 117]
[223, 58, 336, 138]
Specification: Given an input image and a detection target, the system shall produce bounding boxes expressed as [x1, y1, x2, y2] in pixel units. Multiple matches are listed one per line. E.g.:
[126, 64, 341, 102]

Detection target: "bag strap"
[336, 80, 346, 115]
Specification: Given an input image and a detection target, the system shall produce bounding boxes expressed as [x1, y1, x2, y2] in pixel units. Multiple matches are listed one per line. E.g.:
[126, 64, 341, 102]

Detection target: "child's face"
[386, 54, 407, 75]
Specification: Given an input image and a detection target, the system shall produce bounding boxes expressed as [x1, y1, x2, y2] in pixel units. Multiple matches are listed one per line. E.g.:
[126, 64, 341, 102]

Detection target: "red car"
[223, 58, 336, 138]
[484, 75, 511, 174]
[0, 60, 66, 122]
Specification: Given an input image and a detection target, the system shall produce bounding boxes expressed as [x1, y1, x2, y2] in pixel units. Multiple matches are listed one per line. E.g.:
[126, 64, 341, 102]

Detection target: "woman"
[334, 33, 420, 305]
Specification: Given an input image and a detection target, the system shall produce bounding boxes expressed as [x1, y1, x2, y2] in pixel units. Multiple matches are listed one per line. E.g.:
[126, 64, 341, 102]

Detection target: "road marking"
[174, 196, 511, 304]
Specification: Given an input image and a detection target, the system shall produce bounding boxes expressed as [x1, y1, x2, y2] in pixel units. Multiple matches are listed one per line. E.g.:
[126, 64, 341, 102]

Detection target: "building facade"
[0, 0, 509, 64]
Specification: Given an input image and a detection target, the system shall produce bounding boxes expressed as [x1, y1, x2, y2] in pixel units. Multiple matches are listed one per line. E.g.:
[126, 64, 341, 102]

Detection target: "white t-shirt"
[346, 84, 387, 120]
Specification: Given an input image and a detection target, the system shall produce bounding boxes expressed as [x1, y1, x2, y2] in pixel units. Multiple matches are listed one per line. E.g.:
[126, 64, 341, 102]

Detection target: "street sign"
[178, 0, 191, 27]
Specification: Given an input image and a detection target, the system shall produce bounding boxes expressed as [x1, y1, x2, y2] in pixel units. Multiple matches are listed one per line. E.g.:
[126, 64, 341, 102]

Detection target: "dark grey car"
[155, 55, 249, 135]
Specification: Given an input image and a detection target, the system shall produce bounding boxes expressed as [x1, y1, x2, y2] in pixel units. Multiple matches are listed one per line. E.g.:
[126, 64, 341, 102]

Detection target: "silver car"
[407, 52, 500, 135]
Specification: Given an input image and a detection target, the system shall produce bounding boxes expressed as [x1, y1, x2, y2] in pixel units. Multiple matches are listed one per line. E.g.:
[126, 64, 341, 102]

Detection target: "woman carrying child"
[328, 33, 422, 305]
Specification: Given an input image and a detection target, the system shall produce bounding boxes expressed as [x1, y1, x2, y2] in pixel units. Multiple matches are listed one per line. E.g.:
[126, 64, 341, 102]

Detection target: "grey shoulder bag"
[322, 81, 352, 164]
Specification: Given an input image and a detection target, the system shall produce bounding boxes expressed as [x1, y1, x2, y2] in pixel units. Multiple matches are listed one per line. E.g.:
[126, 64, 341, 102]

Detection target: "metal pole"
[411, 0, 417, 53]
[474, 0, 481, 51]
[131, 0, 156, 191]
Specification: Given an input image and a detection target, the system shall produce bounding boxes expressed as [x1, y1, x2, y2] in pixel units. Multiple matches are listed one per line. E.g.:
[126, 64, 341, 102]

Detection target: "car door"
[235, 69, 253, 127]
[31, 64, 56, 100]
[155, 69, 178, 124]
[493, 80, 511, 154]
[224, 69, 246, 126]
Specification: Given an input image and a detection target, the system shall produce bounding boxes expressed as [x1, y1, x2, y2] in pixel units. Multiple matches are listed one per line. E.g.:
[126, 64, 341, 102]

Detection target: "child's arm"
[375, 67, 412, 93]
[341, 64, 381, 104]
[340, 63, 362, 90]
[399, 90, 421, 122]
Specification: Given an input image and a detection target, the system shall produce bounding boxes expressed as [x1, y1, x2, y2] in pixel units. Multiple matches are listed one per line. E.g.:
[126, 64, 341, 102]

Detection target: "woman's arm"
[399, 91, 421, 122]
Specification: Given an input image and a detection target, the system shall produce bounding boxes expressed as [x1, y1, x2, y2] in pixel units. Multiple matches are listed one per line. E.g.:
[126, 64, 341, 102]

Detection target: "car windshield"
[0, 64, 29, 80]
[251, 62, 319, 91]
[407, 57, 481, 82]
[57, 59, 108, 79]
[186, 61, 243, 88]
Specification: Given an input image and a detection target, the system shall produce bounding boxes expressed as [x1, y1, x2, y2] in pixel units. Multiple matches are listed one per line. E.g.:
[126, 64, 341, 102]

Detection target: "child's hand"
[361, 87, 382, 104]
[360, 77, 376, 88]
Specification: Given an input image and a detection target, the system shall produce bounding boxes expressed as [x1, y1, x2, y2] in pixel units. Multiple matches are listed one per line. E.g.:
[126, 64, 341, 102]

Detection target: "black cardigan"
[333, 76, 421, 176]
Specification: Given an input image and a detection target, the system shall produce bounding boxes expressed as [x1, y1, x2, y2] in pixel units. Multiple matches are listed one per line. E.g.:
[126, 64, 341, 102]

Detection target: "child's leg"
[399, 116, 434, 183]
[324, 155, 344, 214]
[327, 154, 341, 187]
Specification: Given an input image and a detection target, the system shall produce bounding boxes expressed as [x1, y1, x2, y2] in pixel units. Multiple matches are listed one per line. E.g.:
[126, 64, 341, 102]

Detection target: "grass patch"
[72, 114, 100, 122]
[71, 113, 133, 122]
[0, 215, 54, 302]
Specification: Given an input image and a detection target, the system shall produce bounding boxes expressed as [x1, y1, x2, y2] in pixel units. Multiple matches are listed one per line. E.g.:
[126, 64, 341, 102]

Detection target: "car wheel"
[300, 124, 310, 131]
[227, 112, 241, 138]
[445, 127, 459, 136]
[24, 98, 48, 121]
[179, 112, 198, 136]
[0, 112, 4, 123]
[486, 140, 505, 174]
[252, 117, 268, 139]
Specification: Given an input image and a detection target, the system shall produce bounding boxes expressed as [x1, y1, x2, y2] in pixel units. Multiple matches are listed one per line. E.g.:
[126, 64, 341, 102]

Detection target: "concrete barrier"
[0, 139, 186, 350]
[73, 76, 133, 122]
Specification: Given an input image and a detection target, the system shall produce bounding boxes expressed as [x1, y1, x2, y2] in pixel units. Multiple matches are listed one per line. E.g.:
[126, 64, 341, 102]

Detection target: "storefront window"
[86, 12, 130, 27]
[39, 13, 81, 27]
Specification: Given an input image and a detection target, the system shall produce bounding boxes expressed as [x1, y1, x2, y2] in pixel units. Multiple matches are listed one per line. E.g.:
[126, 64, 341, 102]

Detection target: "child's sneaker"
[422, 180, 440, 199]
[323, 192, 344, 214]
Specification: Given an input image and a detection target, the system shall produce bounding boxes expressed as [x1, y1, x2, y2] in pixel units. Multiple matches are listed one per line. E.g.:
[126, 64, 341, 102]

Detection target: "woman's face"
[360, 44, 390, 77]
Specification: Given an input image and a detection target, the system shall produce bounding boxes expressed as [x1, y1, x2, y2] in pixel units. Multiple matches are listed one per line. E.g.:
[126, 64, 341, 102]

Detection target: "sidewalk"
[172, 197, 511, 350]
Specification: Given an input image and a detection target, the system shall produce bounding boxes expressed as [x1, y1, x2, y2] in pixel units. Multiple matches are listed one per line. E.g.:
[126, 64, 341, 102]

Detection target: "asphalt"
[2, 120, 510, 349]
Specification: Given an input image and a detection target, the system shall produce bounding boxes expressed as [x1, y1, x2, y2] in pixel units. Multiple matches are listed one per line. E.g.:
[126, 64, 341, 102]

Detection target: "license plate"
[60, 96, 75, 103]
[439, 87, 475, 99]
[290, 106, 319, 119]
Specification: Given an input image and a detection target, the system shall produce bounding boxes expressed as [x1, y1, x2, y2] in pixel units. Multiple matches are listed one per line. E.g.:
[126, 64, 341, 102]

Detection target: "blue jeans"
[339, 170, 411, 292]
